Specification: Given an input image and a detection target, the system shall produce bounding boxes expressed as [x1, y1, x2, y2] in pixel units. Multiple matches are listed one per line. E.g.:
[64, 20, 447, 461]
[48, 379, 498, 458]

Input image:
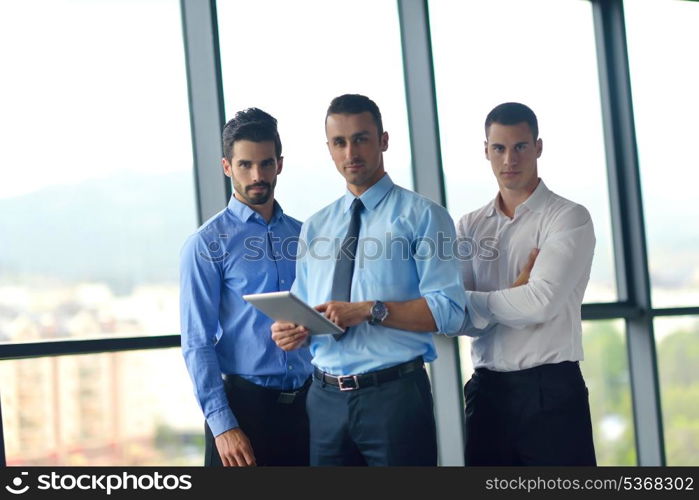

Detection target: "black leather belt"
[223, 374, 311, 404]
[313, 357, 424, 391]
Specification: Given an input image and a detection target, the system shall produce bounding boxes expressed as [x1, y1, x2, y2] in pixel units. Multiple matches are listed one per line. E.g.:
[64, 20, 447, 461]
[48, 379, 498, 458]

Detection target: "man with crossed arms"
[457, 102, 596, 466]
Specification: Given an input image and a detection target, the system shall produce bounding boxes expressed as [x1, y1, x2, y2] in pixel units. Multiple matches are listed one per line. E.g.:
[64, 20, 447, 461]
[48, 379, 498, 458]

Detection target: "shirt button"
[288, 365, 293, 370]
[281, 279, 285, 284]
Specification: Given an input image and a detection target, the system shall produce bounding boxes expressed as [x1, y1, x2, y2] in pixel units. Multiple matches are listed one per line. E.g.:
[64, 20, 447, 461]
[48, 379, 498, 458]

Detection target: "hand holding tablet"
[243, 291, 345, 336]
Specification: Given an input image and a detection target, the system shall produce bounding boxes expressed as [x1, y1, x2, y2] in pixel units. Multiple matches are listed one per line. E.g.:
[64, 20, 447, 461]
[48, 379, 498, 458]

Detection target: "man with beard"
[180, 108, 312, 466]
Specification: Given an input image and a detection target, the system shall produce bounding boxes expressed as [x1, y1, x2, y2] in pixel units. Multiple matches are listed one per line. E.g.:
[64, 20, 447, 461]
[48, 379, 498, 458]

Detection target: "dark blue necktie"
[330, 197, 363, 340]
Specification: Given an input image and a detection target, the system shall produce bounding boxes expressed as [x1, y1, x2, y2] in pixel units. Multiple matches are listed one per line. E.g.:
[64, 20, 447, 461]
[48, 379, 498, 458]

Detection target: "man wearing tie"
[272, 94, 466, 466]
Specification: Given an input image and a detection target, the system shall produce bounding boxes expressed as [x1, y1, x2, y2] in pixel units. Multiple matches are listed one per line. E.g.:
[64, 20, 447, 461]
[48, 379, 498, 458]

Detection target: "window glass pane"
[581, 320, 636, 465]
[655, 315, 699, 465]
[0, 0, 196, 342]
[457, 320, 636, 465]
[216, 0, 413, 221]
[429, 0, 616, 303]
[625, 0, 699, 308]
[0, 349, 202, 465]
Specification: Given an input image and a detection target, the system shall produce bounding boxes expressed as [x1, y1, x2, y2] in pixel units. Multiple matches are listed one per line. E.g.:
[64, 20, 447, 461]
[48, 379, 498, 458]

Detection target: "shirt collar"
[519, 178, 549, 214]
[486, 178, 549, 218]
[342, 173, 394, 213]
[485, 198, 498, 218]
[227, 195, 284, 224]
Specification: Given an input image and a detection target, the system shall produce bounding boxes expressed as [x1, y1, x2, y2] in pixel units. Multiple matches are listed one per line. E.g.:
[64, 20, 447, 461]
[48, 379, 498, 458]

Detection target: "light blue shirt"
[292, 174, 466, 375]
[180, 197, 312, 437]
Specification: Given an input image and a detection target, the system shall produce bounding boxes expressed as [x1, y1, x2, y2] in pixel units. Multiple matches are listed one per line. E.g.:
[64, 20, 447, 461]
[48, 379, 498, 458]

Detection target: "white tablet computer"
[242, 291, 344, 336]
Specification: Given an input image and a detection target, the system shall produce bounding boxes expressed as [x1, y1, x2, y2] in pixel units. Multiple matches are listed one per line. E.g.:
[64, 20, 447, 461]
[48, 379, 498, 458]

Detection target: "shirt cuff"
[206, 407, 238, 437]
[450, 309, 490, 337]
[423, 293, 465, 334]
[464, 291, 494, 330]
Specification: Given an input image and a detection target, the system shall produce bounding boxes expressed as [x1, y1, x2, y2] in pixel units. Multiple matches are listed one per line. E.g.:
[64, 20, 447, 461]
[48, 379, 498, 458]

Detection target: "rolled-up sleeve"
[414, 205, 466, 334]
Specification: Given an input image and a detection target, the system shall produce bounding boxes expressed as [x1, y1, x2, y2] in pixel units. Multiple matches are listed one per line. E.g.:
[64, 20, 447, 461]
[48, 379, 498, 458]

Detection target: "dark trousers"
[464, 361, 596, 466]
[307, 364, 437, 466]
[204, 375, 310, 466]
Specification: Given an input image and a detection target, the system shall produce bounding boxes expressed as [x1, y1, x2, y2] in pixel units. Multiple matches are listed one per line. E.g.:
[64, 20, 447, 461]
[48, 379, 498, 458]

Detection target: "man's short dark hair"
[485, 102, 539, 141]
[326, 94, 384, 136]
[222, 107, 282, 161]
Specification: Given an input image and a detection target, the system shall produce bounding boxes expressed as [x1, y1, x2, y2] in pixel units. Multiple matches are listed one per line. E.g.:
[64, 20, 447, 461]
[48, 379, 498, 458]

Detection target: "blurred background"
[0, 0, 697, 466]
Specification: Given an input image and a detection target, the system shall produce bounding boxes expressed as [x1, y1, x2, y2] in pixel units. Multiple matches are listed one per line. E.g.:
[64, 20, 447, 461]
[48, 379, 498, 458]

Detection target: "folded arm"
[461, 206, 595, 333]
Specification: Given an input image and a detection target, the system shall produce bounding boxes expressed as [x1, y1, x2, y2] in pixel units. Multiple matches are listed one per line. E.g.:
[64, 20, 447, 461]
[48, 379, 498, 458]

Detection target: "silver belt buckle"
[337, 375, 359, 391]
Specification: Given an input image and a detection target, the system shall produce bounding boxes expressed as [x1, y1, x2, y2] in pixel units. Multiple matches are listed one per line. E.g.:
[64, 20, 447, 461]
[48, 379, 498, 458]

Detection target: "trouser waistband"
[473, 361, 581, 384]
[313, 357, 424, 391]
[223, 374, 311, 404]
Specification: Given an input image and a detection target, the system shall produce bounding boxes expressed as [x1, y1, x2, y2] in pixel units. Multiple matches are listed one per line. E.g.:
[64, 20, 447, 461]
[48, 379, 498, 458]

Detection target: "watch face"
[372, 301, 388, 323]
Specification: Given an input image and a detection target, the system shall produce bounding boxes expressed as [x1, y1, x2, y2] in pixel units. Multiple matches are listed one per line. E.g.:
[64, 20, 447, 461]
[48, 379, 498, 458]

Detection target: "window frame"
[3, 0, 699, 467]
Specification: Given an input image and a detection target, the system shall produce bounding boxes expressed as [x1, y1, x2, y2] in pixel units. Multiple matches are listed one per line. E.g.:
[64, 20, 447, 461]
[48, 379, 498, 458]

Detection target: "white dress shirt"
[455, 179, 595, 372]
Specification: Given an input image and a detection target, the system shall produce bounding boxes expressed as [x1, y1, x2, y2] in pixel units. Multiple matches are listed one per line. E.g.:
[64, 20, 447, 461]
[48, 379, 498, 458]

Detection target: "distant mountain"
[0, 170, 199, 293]
[1, 169, 697, 294]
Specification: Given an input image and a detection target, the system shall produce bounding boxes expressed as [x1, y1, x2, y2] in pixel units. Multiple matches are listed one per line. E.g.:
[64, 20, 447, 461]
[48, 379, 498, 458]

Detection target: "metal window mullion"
[591, 0, 664, 465]
[651, 306, 699, 318]
[582, 301, 642, 320]
[397, 0, 464, 466]
[0, 335, 180, 360]
[180, 0, 229, 224]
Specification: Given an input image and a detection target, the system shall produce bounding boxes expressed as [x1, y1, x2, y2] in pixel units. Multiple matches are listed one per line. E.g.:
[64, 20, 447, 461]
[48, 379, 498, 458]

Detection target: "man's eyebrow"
[330, 130, 371, 142]
[352, 130, 371, 138]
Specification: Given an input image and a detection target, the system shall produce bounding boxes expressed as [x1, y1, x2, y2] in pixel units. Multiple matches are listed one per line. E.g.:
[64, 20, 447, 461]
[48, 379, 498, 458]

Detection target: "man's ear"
[277, 156, 284, 175]
[380, 131, 389, 152]
[484, 141, 489, 160]
[536, 138, 543, 158]
[222, 157, 232, 178]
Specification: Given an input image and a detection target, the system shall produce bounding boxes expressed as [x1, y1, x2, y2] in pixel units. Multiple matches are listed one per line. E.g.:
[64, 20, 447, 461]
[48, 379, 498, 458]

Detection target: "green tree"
[657, 327, 699, 465]
[582, 320, 636, 465]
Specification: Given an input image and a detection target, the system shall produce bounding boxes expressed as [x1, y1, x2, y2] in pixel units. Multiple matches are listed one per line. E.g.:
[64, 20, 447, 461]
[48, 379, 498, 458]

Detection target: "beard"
[236, 181, 273, 205]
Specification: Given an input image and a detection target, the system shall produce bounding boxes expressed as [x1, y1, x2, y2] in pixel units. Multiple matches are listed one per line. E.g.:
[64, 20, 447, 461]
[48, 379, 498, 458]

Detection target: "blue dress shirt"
[291, 174, 466, 375]
[180, 196, 313, 437]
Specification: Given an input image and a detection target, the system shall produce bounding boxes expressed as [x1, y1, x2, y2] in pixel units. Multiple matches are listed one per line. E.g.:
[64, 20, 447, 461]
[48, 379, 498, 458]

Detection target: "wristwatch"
[368, 300, 389, 325]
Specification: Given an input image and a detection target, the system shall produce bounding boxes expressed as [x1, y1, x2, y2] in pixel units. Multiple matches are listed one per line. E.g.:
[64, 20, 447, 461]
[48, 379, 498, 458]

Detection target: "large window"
[625, 0, 699, 308]
[0, 0, 195, 344]
[429, 0, 616, 304]
[2, 0, 698, 468]
[0, 0, 197, 466]
[431, 0, 627, 461]
[0, 349, 202, 465]
[216, 0, 413, 221]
